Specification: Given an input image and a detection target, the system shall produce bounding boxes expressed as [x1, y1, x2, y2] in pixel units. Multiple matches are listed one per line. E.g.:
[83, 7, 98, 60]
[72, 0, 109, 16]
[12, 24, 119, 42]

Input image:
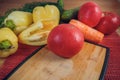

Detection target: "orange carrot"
[69, 19, 104, 43]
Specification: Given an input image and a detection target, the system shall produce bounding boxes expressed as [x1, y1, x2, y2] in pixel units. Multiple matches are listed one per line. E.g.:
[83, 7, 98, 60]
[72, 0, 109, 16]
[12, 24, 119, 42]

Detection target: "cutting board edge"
[98, 44, 110, 80]
[3, 45, 45, 80]
[86, 41, 110, 80]
[3, 43, 110, 80]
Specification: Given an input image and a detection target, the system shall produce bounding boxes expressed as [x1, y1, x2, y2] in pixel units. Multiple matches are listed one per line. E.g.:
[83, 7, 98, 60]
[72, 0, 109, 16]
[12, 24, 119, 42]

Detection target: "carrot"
[69, 19, 104, 43]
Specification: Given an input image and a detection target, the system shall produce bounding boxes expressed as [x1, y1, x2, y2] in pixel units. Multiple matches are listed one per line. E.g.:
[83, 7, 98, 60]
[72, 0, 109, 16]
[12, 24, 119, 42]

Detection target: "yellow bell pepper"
[33, 5, 60, 30]
[19, 21, 50, 46]
[4, 11, 33, 35]
[19, 5, 60, 46]
[0, 28, 18, 57]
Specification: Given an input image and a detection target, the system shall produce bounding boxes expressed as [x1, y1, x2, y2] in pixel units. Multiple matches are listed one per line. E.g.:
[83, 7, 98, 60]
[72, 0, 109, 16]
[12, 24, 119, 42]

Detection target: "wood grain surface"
[7, 42, 106, 80]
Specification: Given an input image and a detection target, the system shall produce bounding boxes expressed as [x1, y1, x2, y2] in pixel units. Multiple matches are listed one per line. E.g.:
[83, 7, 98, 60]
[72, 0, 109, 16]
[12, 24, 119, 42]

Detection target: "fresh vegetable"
[33, 5, 60, 30]
[95, 12, 120, 35]
[78, 1, 102, 27]
[18, 5, 60, 46]
[22, 0, 64, 13]
[5, 8, 19, 17]
[47, 24, 84, 58]
[4, 11, 33, 35]
[4, 20, 16, 30]
[19, 21, 50, 46]
[22, 2, 57, 13]
[0, 40, 12, 50]
[0, 9, 18, 28]
[0, 28, 18, 57]
[0, 0, 64, 27]
[61, 7, 79, 22]
[69, 19, 104, 43]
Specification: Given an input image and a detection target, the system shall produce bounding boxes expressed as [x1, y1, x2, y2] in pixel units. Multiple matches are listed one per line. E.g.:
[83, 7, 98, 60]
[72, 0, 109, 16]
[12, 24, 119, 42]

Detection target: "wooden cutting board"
[4, 42, 109, 80]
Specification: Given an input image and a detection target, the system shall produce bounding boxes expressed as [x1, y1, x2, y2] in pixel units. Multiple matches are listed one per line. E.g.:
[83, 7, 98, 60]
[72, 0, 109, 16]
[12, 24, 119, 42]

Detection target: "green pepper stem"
[0, 40, 12, 50]
[5, 20, 16, 30]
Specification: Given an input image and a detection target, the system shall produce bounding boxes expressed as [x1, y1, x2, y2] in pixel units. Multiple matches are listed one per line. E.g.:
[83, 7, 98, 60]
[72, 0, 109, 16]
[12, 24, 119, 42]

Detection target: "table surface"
[0, 0, 120, 80]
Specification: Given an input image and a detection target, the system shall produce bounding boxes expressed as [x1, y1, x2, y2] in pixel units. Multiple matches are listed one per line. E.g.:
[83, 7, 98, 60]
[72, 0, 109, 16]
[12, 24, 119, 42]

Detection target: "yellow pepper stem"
[5, 20, 16, 30]
[0, 40, 12, 50]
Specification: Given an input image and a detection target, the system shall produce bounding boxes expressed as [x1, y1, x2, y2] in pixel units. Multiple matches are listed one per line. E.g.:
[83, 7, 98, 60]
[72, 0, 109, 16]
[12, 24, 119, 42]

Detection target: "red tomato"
[96, 12, 120, 35]
[47, 24, 84, 58]
[78, 1, 102, 27]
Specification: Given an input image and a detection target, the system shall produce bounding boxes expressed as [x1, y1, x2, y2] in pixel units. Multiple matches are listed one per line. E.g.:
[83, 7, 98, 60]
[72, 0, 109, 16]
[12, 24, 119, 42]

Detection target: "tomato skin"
[78, 1, 102, 27]
[47, 24, 84, 58]
[96, 12, 120, 35]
